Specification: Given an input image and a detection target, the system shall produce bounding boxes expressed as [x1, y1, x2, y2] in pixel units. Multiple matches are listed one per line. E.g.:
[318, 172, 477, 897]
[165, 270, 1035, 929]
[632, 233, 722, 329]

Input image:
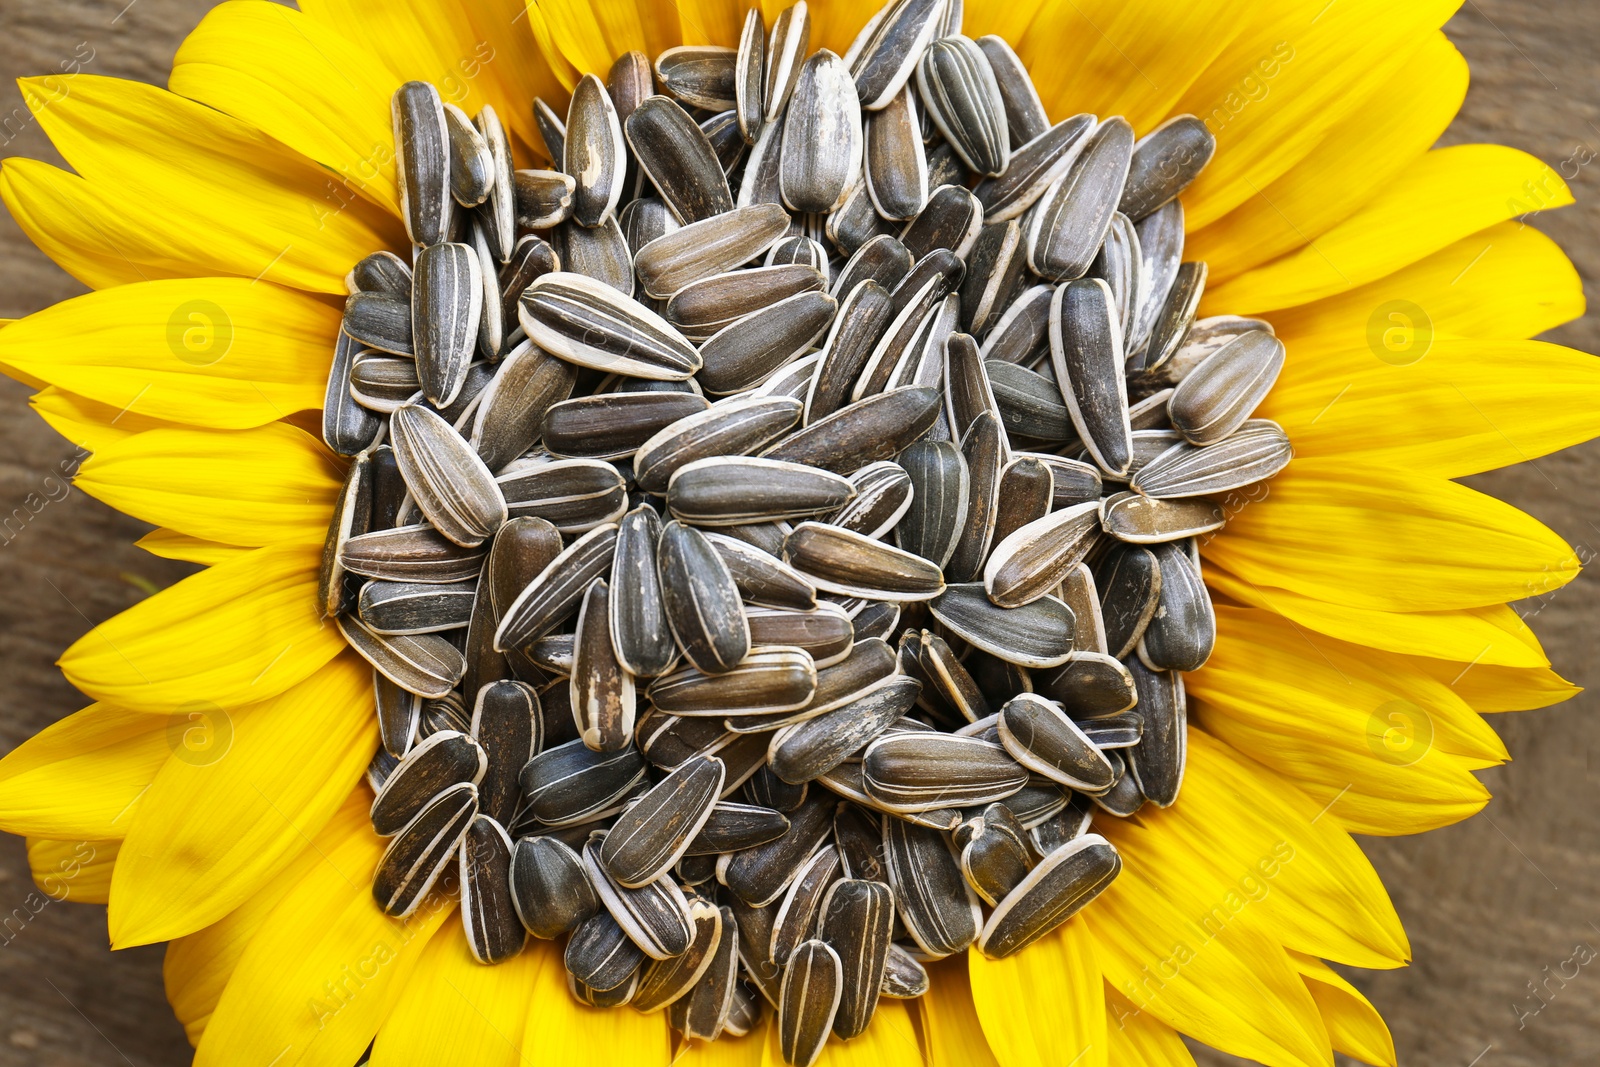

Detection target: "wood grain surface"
[0, 1, 1596, 1064]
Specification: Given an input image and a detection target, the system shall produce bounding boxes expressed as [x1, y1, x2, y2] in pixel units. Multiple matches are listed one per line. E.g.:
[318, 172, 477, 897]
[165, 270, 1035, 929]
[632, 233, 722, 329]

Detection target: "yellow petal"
[1189, 31, 1467, 282]
[298, 0, 566, 161]
[1121, 731, 1411, 971]
[522, 938, 672, 1064]
[76, 423, 340, 547]
[1261, 338, 1600, 478]
[1287, 953, 1396, 1067]
[675, 1027, 769, 1066]
[0, 703, 168, 839]
[164, 789, 372, 1046]
[109, 655, 376, 946]
[1267, 222, 1585, 361]
[761, 994, 923, 1067]
[1205, 564, 1549, 669]
[19, 75, 401, 293]
[59, 541, 342, 714]
[31, 386, 182, 456]
[194, 840, 452, 1066]
[26, 838, 119, 905]
[169, 0, 403, 214]
[369, 922, 541, 1067]
[0, 278, 337, 429]
[1204, 145, 1571, 314]
[1412, 660, 1580, 713]
[969, 920, 1106, 1067]
[1083, 819, 1332, 1067]
[920, 956, 1002, 1067]
[1175, 0, 1460, 230]
[1204, 460, 1578, 612]
[1105, 988, 1196, 1067]
[1019, 0, 1262, 134]
[136, 529, 255, 566]
[962, 0, 1050, 49]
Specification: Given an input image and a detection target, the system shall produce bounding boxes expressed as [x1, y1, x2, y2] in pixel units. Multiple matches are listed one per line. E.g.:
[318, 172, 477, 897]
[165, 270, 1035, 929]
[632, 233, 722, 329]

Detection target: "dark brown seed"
[1129, 418, 1292, 498]
[831, 235, 913, 300]
[987, 360, 1075, 443]
[470, 679, 540, 825]
[324, 333, 383, 456]
[916, 35, 1009, 176]
[634, 897, 724, 1012]
[648, 648, 817, 717]
[746, 604, 854, 666]
[1095, 542, 1161, 659]
[570, 579, 636, 752]
[880, 942, 930, 997]
[342, 524, 488, 583]
[1138, 542, 1214, 672]
[565, 73, 626, 226]
[679, 904, 741, 1039]
[513, 169, 576, 230]
[863, 732, 1028, 811]
[706, 531, 818, 610]
[392, 81, 451, 246]
[698, 290, 839, 395]
[724, 792, 836, 907]
[520, 271, 702, 379]
[1051, 278, 1132, 475]
[338, 616, 467, 699]
[555, 215, 635, 297]
[864, 84, 929, 220]
[626, 95, 736, 224]
[369, 729, 487, 835]
[602, 755, 725, 888]
[1034, 651, 1137, 719]
[1119, 115, 1216, 221]
[736, 7, 767, 143]
[655, 519, 751, 674]
[344, 292, 413, 357]
[1027, 117, 1134, 281]
[928, 583, 1076, 669]
[510, 835, 599, 938]
[372, 781, 477, 918]
[780, 940, 843, 1067]
[667, 265, 824, 342]
[851, 0, 947, 108]
[805, 280, 895, 425]
[471, 342, 578, 472]
[566, 909, 647, 990]
[459, 815, 524, 963]
[975, 35, 1048, 145]
[634, 203, 792, 298]
[771, 846, 842, 966]
[983, 500, 1101, 608]
[1168, 329, 1285, 446]
[495, 523, 619, 649]
[784, 521, 946, 602]
[769, 674, 920, 784]
[882, 816, 981, 957]
[955, 803, 1033, 905]
[998, 692, 1116, 791]
[766, 386, 942, 474]
[656, 45, 739, 110]
[781, 50, 863, 213]
[764, 2, 812, 120]
[944, 410, 1003, 582]
[533, 97, 567, 165]
[346, 250, 413, 298]
[900, 183, 984, 260]
[585, 835, 696, 959]
[670, 457, 854, 527]
[895, 439, 968, 568]
[979, 833, 1121, 957]
[520, 739, 648, 826]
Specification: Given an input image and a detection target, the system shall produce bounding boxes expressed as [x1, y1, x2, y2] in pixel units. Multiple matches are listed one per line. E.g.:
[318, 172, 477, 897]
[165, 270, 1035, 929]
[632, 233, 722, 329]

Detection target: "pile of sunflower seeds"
[321, 0, 1291, 1058]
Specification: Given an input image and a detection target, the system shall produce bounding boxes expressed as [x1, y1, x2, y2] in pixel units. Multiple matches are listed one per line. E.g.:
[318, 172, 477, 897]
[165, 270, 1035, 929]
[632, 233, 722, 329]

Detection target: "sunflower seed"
[344, 292, 414, 358]
[768, 386, 942, 475]
[357, 578, 475, 635]
[725, 792, 835, 907]
[667, 457, 853, 527]
[592, 510, 673, 682]
[513, 169, 576, 232]
[769, 674, 920, 784]
[954, 804, 1030, 905]
[688, 802, 792, 854]
[1130, 418, 1292, 498]
[983, 361, 1069, 444]
[730, 7, 767, 141]
[880, 942, 929, 997]
[863, 732, 1027, 811]
[981, 500, 1100, 608]
[1051, 278, 1132, 475]
[771, 846, 842, 966]
[1120, 115, 1216, 221]
[1126, 201, 1184, 355]
[921, 630, 991, 722]
[803, 281, 893, 424]
[346, 350, 419, 413]
[764, 1, 812, 121]
[864, 84, 929, 221]
[782, 51, 863, 213]
[747, 604, 855, 667]
[1133, 261, 1206, 377]
[495, 521, 618, 649]
[852, 0, 947, 108]
[556, 215, 634, 297]
[607, 49, 655, 127]
[928, 583, 1075, 668]
[783, 521, 946, 602]
[702, 109, 750, 175]
[565, 74, 626, 227]
[1028, 117, 1133, 281]
[805, 638, 900, 717]
[1093, 542, 1161, 659]
[373, 781, 476, 917]
[832, 235, 913, 301]
[666, 265, 824, 342]
[533, 96, 567, 165]
[347, 250, 414, 297]
[978, 833, 1120, 957]
[467, 679, 538, 824]
[543, 392, 709, 461]
[899, 184, 983, 261]
[373, 672, 421, 760]
[698, 290, 838, 395]
[944, 410, 1002, 580]
[584, 831, 699, 959]
[475, 106, 516, 262]
[341, 523, 487, 583]
[1138, 542, 1214, 672]
[566, 909, 646, 991]
[469, 351, 574, 473]
[521, 739, 647, 827]
[780, 939, 842, 1067]
[339, 615, 467, 698]
[822, 176, 893, 254]
[368, 729, 486, 835]
[889, 440, 964, 568]
[1034, 650, 1136, 720]
[520, 272, 700, 382]
[996, 693, 1114, 792]
[390, 403, 505, 546]
[650, 648, 817, 717]
[654, 519, 751, 673]
[916, 36, 1008, 176]
[977, 287, 1048, 370]
[393, 81, 451, 246]
[1099, 492, 1223, 545]
[677, 903, 741, 1038]
[704, 530, 818, 610]
[1168, 329, 1284, 446]
[567, 580, 635, 752]
[454, 814, 523, 963]
[441, 102, 493, 208]
[625, 95, 735, 224]
[656, 45, 738, 110]
[324, 334, 384, 455]
[598, 755, 725, 889]
[508, 835, 599, 939]
[635, 897, 724, 1012]
[635, 203, 792, 298]
[974, 35, 1047, 145]
[882, 816, 981, 956]
[723, 981, 762, 1035]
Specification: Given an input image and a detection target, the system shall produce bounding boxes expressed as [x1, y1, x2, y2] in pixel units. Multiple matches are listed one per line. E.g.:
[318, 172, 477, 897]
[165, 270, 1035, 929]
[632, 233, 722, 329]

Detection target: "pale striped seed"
[373, 781, 476, 917]
[784, 521, 946, 602]
[634, 897, 724, 1012]
[1129, 418, 1292, 498]
[767, 386, 943, 474]
[944, 410, 1002, 581]
[738, 108, 786, 208]
[1100, 491, 1224, 544]
[704, 530, 818, 609]
[983, 500, 1102, 608]
[755, 352, 826, 402]
[880, 942, 930, 997]
[1138, 542, 1214, 672]
[780, 940, 842, 1067]
[649, 648, 817, 717]
[781, 50, 863, 213]
[339, 616, 466, 698]
[571, 580, 636, 752]
[626, 95, 735, 224]
[736, 7, 766, 142]
[584, 831, 696, 959]
[1094, 542, 1161, 659]
[324, 333, 383, 455]
[882, 816, 981, 957]
[520, 271, 701, 378]
[826, 175, 897, 254]
[677, 903, 741, 1038]
[602, 755, 725, 888]
[635, 203, 792, 298]
[565, 74, 626, 227]
[979, 283, 1051, 366]
[974, 35, 1047, 145]
[1093, 212, 1140, 343]
[543, 391, 710, 460]
[357, 578, 475, 635]
[319, 452, 372, 618]
[513, 169, 576, 230]
[770, 846, 842, 965]
[827, 462, 913, 539]
[656, 45, 738, 111]
[670, 457, 855, 526]
[764, 2, 812, 120]
[475, 106, 516, 262]
[894, 439, 968, 568]
[468, 223, 504, 359]
[666, 265, 824, 342]
[369, 729, 487, 835]
[959, 221, 1026, 335]
[746, 603, 855, 667]
[1135, 261, 1207, 377]
[997, 692, 1115, 792]
[555, 215, 634, 297]
[863, 732, 1027, 810]
[770, 674, 919, 783]
[495, 523, 619, 649]
[979, 833, 1121, 957]
[916, 35, 1008, 176]
[496, 458, 625, 532]
[852, 0, 947, 108]
[698, 290, 839, 395]
[723, 981, 762, 1035]
[702, 109, 750, 174]
[919, 630, 990, 722]
[658, 519, 751, 674]
[341, 523, 487, 583]
[1051, 278, 1133, 475]
[1027, 117, 1133, 281]
[521, 739, 648, 826]
[391, 403, 506, 546]
[459, 815, 524, 964]
[1168, 328, 1285, 446]
[392, 81, 451, 246]
[1120, 115, 1216, 221]
[346, 250, 413, 298]
[374, 673, 420, 760]
[533, 96, 567, 165]
[928, 583, 1076, 669]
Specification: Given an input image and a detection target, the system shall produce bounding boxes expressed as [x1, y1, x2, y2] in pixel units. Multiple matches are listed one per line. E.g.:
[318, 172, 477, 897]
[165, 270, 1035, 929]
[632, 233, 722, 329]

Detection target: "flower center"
[316, 0, 1289, 1056]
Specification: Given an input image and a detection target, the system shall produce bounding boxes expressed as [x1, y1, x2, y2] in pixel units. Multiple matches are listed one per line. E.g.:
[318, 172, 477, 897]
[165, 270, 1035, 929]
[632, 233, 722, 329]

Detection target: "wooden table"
[0, 1, 1595, 1063]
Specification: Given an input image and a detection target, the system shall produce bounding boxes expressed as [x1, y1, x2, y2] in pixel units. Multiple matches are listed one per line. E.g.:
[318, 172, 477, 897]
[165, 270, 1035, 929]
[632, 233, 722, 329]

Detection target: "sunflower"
[0, 0, 1593, 1063]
